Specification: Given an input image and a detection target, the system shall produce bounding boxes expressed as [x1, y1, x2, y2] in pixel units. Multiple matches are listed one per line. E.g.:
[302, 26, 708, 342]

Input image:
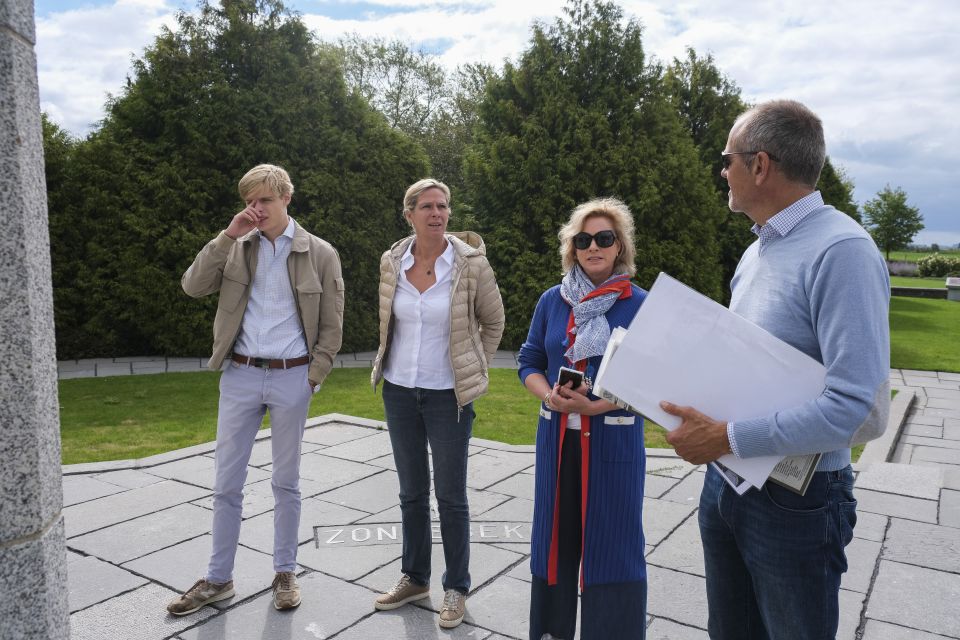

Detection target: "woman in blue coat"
[518, 198, 647, 640]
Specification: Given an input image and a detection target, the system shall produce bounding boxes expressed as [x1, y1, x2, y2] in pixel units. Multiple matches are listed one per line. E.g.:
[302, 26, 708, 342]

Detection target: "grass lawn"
[889, 297, 960, 372]
[59, 368, 670, 464]
[889, 276, 947, 288]
[61, 297, 955, 465]
[887, 249, 960, 263]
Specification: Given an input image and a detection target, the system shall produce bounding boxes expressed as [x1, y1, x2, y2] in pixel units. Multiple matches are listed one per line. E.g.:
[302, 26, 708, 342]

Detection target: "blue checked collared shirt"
[233, 218, 308, 360]
[751, 191, 825, 255]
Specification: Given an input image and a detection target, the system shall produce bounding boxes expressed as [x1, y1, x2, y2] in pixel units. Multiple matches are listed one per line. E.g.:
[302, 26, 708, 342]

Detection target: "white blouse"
[382, 240, 455, 390]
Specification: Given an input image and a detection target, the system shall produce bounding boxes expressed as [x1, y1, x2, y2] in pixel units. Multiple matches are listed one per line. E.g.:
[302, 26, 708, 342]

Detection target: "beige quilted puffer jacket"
[371, 231, 505, 407]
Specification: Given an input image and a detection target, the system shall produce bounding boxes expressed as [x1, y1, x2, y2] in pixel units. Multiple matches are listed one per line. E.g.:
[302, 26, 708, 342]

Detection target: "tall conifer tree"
[465, 0, 723, 347]
[53, 0, 427, 357]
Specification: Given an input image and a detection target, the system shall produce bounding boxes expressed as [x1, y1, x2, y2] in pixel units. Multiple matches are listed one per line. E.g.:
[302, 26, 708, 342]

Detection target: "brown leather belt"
[231, 354, 309, 369]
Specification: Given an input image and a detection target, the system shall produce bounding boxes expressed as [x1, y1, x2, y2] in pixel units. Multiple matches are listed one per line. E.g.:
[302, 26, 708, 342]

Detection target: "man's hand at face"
[225, 204, 264, 239]
[661, 401, 732, 465]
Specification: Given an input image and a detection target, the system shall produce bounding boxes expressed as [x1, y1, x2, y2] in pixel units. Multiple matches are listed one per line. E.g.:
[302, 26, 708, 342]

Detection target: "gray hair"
[732, 100, 826, 188]
[558, 197, 636, 276]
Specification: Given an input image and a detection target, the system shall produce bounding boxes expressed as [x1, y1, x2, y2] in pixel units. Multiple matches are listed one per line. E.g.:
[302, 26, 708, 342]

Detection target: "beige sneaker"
[438, 589, 466, 628]
[166, 578, 235, 616]
[272, 571, 301, 610]
[374, 574, 430, 610]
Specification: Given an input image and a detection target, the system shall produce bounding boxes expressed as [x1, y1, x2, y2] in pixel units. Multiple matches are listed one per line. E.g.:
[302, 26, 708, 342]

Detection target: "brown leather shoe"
[374, 574, 430, 610]
[166, 578, 235, 616]
[272, 572, 301, 610]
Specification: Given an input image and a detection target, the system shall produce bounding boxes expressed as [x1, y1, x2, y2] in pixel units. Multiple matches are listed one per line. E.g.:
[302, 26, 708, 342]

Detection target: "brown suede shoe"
[438, 589, 466, 628]
[272, 571, 301, 610]
[374, 574, 430, 610]
[166, 578, 235, 616]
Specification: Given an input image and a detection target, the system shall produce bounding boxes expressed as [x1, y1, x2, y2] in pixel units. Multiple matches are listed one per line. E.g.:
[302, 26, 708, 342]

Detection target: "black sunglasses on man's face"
[721, 150, 780, 170]
[573, 230, 617, 250]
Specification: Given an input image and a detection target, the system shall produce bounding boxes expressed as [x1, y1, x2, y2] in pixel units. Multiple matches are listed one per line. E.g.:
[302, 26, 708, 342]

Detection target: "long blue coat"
[518, 284, 647, 586]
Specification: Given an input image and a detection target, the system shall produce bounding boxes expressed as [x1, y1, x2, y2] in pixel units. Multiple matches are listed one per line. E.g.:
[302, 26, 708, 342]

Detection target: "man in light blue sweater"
[662, 100, 890, 640]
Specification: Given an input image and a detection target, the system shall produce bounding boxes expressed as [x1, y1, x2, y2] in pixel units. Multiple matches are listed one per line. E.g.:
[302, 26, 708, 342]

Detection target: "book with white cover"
[594, 272, 828, 492]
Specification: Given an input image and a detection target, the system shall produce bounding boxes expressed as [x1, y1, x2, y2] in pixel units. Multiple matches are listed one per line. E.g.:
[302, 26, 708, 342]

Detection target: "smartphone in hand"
[557, 366, 584, 388]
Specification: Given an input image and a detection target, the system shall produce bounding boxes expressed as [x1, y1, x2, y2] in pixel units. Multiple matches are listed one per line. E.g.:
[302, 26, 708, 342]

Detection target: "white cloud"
[33, 0, 960, 233]
[36, 0, 178, 133]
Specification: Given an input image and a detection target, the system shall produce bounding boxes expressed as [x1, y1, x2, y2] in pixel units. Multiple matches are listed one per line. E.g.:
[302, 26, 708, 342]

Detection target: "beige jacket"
[181, 222, 345, 384]
[371, 231, 505, 407]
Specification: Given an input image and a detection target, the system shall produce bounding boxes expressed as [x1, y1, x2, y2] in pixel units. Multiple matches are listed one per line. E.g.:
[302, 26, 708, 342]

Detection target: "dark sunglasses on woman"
[573, 230, 617, 250]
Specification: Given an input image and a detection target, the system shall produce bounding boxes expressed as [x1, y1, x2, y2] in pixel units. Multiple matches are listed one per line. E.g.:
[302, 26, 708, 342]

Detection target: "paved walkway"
[60, 364, 960, 639]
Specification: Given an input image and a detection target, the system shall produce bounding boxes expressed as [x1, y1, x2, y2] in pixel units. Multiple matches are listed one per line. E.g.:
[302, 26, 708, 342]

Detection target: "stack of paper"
[594, 273, 827, 494]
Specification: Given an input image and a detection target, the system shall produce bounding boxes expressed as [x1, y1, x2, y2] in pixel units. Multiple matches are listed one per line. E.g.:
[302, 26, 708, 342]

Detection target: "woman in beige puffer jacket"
[369, 179, 504, 629]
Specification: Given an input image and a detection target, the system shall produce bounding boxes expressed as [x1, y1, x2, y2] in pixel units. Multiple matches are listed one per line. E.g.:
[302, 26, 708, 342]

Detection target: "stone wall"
[0, 0, 70, 637]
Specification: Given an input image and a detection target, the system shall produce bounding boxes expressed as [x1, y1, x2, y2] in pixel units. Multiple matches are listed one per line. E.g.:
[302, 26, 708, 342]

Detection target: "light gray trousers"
[206, 361, 313, 583]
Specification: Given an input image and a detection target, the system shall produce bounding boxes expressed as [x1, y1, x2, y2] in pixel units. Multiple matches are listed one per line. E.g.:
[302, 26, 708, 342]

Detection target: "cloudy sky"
[34, 0, 960, 245]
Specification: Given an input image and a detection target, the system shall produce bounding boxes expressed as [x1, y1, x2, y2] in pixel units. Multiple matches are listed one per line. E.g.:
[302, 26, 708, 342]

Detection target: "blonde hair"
[238, 164, 294, 200]
[403, 178, 451, 219]
[558, 197, 636, 276]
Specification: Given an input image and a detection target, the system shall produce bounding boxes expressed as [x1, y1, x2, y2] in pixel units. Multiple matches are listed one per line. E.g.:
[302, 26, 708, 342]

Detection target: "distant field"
[889, 276, 947, 288]
[888, 249, 960, 263]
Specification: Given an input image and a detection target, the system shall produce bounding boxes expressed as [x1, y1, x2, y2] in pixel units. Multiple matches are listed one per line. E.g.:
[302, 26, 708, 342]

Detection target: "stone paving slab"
[866, 560, 960, 637]
[69, 582, 218, 640]
[177, 571, 377, 640]
[646, 618, 709, 639]
[458, 574, 530, 639]
[67, 554, 149, 613]
[318, 469, 401, 514]
[854, 488, 939, 523]
[238, 496, 368, 553]
[332, 601, 492, 640]
[838, 588, 866, 640]
[63, 480, 211, 538]
[300, 421, 382, 446]
[645, 565, 708, 629]
[841, 537, 882, 594]
[659, 468, 705, 505]
[852, 510, 888, 542]
[144, 455, 272, 490]
[646, 513, 704, 577]
[466, 450, 535, 490]
[122, 534, 284, 609]
[318, 431, 395, 462]
[643, 497, 696, 546]
[296, 541, 401, 581]
[69, 503, 213, 564]
[92, 468, 166, 489]
[855, 462, 943, 500]
[883, 518, 960, 572]
[357, 541, 524, 613]
[861, 619, 954, 639]
[62, 474, 128, 506]
[940, 488, 960, 528]
[286, 451, 381, 490]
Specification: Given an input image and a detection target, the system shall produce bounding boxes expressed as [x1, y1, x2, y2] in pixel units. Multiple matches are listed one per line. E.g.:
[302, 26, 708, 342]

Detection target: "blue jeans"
[699, 464, 857, 640]
[382, 380, 473, 593]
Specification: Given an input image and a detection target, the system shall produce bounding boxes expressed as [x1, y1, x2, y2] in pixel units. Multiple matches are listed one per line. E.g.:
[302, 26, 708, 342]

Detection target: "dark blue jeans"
[699, 464, 857, 640]
[382, 380, 473, 593]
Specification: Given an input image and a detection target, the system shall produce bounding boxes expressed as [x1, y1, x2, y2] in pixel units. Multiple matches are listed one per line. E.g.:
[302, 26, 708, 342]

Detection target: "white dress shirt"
[233, 218, 308, 360]
[383, 239, 455, 390]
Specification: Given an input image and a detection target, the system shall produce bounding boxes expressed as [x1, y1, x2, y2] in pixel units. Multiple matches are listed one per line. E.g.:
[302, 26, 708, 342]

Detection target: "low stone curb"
[854, 388, 916, 471]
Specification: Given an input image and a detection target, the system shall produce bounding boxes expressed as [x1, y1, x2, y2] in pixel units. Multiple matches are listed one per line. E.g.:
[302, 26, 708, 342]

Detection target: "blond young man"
[167, 164, 344, 615]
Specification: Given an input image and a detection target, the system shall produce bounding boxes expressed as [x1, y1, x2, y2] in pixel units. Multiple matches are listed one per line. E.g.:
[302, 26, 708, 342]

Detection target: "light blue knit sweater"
[728, 203, 891, 471]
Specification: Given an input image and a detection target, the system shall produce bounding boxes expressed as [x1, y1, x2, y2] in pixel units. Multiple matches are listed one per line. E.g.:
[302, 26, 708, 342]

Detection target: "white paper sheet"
[596, 272, 827, 490]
